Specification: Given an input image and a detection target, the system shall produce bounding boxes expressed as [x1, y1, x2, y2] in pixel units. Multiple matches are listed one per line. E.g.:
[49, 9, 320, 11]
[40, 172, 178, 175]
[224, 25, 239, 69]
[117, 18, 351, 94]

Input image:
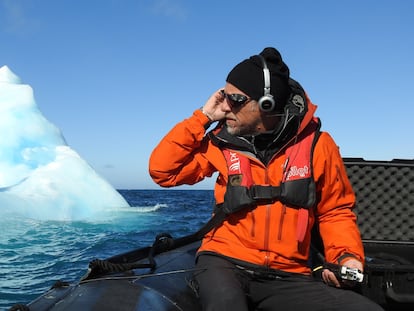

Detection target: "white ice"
[0, 66, 130, 221]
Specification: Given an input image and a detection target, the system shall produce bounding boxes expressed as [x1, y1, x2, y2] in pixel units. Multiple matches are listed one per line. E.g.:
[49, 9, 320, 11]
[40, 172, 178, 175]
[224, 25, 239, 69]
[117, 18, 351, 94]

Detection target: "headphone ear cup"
[258, 95, 276, 112]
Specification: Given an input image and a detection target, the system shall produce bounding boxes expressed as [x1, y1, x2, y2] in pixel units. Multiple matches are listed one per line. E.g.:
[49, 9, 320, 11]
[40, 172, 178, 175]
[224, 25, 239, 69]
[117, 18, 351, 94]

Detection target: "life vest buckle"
[250, 185, 281, 203]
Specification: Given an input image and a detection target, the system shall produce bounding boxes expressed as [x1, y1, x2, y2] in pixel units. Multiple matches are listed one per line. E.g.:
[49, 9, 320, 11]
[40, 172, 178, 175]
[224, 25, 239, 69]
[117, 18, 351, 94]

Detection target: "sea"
[0, 189, 215, 310]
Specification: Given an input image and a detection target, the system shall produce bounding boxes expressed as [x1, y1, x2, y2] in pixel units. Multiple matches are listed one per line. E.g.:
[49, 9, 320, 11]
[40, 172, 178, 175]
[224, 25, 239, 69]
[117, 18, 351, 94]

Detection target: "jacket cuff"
[337, 253, 360, 265]
[194, 108, 213, 129]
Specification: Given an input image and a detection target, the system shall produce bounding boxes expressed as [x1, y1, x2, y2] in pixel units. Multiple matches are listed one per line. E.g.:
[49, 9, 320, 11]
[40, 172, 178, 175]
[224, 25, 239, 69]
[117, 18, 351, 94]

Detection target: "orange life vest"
[221, 120, 320, 242]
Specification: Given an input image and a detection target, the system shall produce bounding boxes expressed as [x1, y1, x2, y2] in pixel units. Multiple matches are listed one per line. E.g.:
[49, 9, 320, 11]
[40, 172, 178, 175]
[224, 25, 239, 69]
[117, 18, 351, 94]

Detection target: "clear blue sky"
[1, 0, 413, 189]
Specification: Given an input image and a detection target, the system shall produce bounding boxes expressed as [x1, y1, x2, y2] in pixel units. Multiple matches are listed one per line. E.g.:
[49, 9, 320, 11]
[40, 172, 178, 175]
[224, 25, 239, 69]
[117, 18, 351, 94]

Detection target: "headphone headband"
[257, 55, 276, 112]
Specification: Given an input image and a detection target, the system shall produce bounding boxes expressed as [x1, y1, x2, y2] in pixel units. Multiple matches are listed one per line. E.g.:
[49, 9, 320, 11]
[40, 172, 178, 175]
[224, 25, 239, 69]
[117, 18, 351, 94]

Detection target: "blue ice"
[0, 66, 130, 220]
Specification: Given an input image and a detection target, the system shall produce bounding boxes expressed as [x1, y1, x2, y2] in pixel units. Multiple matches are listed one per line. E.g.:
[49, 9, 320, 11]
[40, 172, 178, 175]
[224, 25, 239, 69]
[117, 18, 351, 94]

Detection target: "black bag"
[344, 158, 414, 310]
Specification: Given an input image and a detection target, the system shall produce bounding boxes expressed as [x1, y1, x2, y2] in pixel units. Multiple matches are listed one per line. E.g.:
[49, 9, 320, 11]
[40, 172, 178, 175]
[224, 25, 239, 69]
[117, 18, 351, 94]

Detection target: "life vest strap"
[250, 185, 282, 202]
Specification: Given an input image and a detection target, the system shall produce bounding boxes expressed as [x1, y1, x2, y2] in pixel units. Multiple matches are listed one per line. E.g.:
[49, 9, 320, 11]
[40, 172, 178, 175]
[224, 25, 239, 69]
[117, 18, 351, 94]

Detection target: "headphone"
[257, 55, 276, 112]
[257, 55, 307, 117]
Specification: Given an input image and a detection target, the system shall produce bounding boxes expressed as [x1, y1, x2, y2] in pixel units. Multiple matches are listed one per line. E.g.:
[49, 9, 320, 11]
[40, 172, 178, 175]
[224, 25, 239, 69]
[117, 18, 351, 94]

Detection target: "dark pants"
[194, 254, 384, 311]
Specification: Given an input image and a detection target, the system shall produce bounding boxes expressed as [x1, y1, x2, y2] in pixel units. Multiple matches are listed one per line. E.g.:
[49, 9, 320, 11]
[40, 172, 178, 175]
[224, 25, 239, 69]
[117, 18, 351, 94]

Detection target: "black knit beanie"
[226, 47, 290, 111]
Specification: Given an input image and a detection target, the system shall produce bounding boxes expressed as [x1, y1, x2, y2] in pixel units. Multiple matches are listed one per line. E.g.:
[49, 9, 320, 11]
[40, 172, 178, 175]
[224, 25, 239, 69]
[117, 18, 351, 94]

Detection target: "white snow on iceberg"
[0, 66, 130, 220]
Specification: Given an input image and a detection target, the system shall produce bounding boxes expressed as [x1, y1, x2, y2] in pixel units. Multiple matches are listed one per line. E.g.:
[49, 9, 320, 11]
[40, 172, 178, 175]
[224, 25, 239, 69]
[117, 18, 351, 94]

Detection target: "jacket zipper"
[250, 212, 256, 237]
[277, 157, 289, 241]
[278, 205, 286, 241]
[264, 168, 271, 266]
[336, 164, 347, 198]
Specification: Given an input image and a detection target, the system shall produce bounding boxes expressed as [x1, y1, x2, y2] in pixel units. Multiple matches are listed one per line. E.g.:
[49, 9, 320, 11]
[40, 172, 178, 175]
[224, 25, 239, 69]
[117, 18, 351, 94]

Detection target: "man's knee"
[194, 255, 249, 311]
[198, 283, 248, 311]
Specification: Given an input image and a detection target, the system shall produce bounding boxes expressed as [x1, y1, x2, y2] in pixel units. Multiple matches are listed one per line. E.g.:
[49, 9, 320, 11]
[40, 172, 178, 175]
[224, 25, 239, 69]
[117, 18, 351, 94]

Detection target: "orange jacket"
[149, 98, 364, 275]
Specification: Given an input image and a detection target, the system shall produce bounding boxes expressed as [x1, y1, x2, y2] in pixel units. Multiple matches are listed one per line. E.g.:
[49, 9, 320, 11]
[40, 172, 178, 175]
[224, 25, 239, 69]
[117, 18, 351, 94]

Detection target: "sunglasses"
[220, 89, 252, 108]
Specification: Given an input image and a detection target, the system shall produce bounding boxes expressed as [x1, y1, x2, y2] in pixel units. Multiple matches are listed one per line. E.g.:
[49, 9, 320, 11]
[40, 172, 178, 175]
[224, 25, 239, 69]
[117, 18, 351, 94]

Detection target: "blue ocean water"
[0, 189, 214, 310]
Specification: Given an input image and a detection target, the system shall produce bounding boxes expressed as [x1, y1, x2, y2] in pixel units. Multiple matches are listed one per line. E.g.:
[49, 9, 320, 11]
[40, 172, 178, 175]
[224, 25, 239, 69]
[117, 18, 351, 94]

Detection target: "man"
[149, 47, 382, 311]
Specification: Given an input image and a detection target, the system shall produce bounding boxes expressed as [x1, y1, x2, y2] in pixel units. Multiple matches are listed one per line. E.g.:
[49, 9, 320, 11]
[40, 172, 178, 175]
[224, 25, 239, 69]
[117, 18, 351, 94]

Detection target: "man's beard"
[226, 121, 261, 136]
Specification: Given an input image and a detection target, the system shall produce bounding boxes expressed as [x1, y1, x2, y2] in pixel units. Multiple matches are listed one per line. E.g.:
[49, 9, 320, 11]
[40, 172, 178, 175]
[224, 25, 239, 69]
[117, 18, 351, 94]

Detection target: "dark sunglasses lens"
[220, 90, 249, 108]
[228, 94, 248, 107]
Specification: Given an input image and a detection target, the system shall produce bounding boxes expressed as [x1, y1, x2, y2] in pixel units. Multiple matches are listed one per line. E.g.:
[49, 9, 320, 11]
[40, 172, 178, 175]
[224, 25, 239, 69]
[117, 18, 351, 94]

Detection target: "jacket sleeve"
[148, 109, 216, 187]
[312, 132, 364, 265]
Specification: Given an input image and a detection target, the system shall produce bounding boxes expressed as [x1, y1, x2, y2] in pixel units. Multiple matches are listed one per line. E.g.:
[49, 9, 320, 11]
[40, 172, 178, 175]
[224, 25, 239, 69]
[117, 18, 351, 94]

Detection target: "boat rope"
[79, 268, 203, 284]
[51, 280, 70, 288]
[85, 232, 176, 279]
[88, 257, 154, 273]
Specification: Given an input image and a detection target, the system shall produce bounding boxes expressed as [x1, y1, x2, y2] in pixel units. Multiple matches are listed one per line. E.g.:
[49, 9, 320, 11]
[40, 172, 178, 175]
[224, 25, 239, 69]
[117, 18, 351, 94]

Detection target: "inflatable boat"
[22, 233, 203, 311]
[10, 158, 414, 311]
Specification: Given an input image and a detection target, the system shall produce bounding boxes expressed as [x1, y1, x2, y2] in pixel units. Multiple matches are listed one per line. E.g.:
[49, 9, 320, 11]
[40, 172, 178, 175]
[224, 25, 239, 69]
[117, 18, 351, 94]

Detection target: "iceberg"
[0, 66, 130, 220]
